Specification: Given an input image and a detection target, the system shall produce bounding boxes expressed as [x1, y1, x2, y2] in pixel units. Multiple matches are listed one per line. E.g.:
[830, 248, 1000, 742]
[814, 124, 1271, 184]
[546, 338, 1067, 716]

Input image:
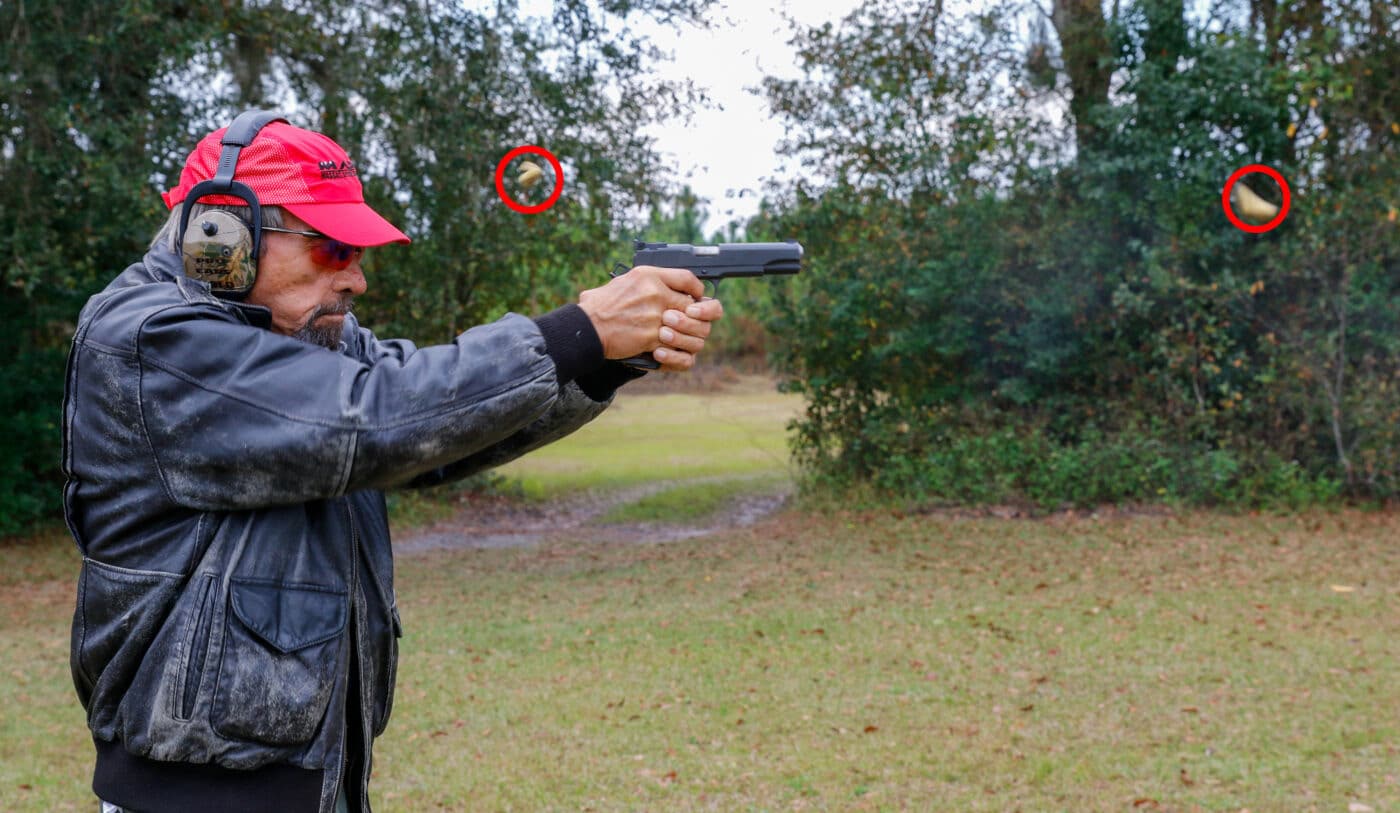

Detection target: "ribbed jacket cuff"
[533, 304, 605, 384]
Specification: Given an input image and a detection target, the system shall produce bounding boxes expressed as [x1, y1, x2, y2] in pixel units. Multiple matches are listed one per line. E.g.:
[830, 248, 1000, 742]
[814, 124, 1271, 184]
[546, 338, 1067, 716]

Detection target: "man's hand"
[577, 265, 724, 372]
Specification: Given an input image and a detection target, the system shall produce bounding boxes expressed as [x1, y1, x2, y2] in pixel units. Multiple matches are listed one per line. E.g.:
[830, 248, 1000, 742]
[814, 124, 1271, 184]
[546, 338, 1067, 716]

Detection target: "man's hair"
[151, 203, 287, 253]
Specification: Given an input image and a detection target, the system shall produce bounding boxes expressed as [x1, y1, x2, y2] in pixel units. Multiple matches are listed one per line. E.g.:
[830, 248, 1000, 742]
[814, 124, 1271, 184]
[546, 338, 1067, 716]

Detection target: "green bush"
[762, 2, 1399, 511]
[801, 413, 1341, 512]
[0, 349, 68, 537]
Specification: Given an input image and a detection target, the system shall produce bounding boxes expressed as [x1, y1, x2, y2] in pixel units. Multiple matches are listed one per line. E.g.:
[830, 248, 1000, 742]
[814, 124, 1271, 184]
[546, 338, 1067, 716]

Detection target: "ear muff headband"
[177, 109, 289, 297]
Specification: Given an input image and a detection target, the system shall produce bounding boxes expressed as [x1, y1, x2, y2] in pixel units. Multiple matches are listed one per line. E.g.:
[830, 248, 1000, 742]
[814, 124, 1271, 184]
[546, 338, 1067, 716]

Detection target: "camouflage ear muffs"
[180, 209, 257, 293]
[176, 110, 288, 297]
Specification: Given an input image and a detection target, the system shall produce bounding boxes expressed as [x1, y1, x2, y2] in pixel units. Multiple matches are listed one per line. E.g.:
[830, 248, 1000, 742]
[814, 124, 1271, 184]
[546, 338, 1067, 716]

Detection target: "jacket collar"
[142, 243, 274, 330]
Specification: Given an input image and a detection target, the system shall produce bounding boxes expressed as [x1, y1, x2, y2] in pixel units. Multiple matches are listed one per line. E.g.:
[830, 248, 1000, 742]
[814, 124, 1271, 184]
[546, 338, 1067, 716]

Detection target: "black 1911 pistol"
[611, 239, 803, 369]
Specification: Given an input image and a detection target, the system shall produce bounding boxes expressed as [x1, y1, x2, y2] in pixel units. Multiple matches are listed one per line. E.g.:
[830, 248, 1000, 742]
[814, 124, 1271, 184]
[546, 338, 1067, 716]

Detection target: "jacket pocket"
[173, 573, 217, 721]
[72, 559, 182, 715]
[371, 605, 403, 737]
[211, 579, 347, 747]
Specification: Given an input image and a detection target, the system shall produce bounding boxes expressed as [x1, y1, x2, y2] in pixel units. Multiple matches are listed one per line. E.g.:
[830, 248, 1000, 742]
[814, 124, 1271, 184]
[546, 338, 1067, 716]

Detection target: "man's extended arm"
[349, 308, 642, 489]
[133, 303, 580, 510]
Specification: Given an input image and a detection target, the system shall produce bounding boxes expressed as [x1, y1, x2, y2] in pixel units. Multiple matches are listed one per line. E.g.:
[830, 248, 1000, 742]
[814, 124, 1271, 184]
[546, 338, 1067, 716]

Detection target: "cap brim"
[284, 201, 411, 247]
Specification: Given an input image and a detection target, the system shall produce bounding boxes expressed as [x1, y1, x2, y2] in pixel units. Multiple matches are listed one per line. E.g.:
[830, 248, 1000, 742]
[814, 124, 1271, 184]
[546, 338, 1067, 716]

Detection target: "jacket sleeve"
[135, 304, 565, 510]
[348, 322, 626, 489]
[404, 380, 610, 489]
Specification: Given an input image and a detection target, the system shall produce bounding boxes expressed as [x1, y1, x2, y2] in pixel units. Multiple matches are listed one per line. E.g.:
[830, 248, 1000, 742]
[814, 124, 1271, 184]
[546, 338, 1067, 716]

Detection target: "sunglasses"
[262, 226, 366, 271]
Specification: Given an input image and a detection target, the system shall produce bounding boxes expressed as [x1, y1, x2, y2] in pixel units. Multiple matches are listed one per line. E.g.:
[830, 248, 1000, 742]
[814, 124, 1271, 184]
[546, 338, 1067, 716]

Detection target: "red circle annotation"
[1222, 164, 1290, 234]
[495, 146, 564, 214]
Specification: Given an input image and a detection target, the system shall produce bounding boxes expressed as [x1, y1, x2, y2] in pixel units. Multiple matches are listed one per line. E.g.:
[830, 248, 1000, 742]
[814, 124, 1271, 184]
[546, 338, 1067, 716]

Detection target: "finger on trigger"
[686, 299, 722, 320]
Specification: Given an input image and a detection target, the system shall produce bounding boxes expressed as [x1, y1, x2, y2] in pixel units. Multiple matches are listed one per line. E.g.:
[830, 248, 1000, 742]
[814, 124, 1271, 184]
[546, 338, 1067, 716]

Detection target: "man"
[62, 112, 722, 813]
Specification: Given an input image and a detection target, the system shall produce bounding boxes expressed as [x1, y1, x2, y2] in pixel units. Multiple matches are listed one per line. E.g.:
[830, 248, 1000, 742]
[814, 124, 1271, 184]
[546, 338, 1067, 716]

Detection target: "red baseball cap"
[162, 121, 410, 247]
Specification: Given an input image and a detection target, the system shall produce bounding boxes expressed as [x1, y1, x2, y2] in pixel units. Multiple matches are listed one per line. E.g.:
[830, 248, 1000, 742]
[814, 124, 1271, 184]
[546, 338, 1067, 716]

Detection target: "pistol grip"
[621, 353, 662, 370]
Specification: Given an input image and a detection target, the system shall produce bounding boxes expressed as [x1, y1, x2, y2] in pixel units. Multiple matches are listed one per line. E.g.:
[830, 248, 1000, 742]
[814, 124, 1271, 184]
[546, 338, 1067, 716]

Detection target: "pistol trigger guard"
[610, 261, 629, 279]
[703, 279, 718, 300]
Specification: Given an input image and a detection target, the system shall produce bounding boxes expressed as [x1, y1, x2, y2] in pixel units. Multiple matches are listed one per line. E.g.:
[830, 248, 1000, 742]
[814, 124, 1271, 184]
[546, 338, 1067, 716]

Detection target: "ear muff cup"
[180, 210, 256, 293]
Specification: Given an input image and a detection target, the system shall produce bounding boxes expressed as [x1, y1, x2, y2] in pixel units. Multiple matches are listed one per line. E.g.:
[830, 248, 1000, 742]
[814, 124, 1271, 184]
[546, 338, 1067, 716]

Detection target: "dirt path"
[394, 477, 793, 554]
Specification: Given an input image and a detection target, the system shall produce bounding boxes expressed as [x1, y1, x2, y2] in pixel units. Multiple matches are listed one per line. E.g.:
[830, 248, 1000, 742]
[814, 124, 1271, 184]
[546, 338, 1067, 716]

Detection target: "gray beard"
[292, 298, 353, 350]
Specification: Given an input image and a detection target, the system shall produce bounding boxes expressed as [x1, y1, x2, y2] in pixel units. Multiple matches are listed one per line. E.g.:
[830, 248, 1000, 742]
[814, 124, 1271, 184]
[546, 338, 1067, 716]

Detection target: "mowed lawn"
[494, 373, 802, 497]
[2, 378, 1399, 811]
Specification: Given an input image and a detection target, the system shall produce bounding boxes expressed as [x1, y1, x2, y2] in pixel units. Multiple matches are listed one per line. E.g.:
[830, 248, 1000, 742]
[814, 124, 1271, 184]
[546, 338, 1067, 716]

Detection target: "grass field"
[495, 374, 801, 498]
[3, 378, 1399, 812]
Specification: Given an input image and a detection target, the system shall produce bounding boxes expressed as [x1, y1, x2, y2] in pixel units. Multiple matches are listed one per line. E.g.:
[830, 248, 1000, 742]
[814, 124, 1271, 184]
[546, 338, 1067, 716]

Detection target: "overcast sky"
[636, 0, 865, 236]
[482, 0, 867, 236]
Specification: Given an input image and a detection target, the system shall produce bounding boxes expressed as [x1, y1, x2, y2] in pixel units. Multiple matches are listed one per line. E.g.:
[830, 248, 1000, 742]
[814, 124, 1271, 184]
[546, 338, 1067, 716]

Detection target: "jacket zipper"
[345, 498, 374, 813]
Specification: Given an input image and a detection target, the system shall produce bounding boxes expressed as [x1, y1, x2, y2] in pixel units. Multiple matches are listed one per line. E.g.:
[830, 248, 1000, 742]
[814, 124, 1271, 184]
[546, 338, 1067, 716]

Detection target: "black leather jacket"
[63, 244, 615, 811]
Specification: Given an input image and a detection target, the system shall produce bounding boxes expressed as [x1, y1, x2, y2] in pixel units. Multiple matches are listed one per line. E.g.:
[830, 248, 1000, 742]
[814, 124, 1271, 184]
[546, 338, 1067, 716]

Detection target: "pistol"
[610, 239, 803, 369]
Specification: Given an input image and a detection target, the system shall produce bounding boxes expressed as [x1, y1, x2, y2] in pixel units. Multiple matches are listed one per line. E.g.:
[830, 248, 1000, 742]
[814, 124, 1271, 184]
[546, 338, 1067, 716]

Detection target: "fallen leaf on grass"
[1348, 804, 1374, 813]
[1330, 585, 1357, 593]
[1131, 800, 1159, 809]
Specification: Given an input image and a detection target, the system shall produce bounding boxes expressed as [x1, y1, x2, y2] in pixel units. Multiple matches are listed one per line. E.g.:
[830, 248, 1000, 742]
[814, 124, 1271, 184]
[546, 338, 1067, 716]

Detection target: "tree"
[0, 0, 718, 534]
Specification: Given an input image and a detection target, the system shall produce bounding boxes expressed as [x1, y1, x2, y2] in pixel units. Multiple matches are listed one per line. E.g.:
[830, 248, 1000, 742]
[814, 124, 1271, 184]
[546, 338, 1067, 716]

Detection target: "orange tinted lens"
[312, 239, 364, 270]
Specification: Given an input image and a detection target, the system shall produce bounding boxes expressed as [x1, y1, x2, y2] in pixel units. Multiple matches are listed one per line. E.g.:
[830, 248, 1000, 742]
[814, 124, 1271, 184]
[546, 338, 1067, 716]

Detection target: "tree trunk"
[1052, 0, 1113, 154]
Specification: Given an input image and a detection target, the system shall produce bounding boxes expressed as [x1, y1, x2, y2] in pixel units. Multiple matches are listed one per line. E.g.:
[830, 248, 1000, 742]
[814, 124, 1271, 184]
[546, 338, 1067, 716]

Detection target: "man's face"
[247, 212, 368, 349]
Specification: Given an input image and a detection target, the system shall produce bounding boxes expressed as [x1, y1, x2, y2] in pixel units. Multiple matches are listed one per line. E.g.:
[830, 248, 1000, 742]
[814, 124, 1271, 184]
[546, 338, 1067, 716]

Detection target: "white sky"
[635, 0, 866, 235]
[482, 0, 868, 236]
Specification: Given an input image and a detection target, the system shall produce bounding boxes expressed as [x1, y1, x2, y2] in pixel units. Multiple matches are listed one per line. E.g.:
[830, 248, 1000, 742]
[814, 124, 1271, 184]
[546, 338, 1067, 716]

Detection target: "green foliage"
[0, 1, 224, 534]
[6, 0, 1395, 526]
[818, 418, 1341, 511]
[763, 0, 1400, 509]
[255, 0, 716, 339]
[645, 186, 709, 245]
[0, 349, 68, 537]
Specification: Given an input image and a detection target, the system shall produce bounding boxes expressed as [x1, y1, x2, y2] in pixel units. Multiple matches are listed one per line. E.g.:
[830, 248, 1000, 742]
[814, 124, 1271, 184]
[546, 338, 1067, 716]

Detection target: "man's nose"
[334, 263, 367, 296]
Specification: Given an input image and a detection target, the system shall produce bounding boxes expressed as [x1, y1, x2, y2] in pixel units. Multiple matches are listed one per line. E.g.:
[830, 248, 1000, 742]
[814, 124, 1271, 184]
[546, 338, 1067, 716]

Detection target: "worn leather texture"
[62, 244, 613, 812]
